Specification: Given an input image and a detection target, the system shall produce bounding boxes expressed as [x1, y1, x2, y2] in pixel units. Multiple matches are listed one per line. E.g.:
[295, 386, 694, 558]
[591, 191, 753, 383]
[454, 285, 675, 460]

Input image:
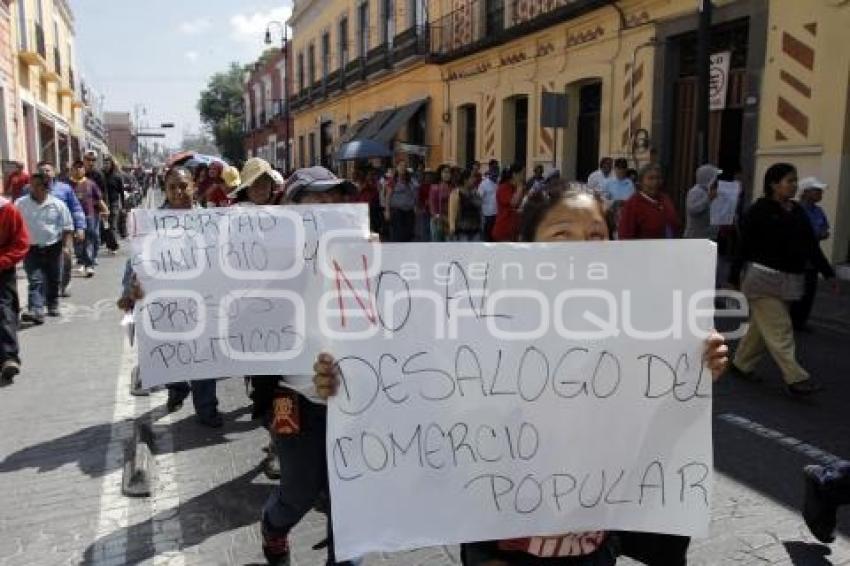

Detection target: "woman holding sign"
[312, 183, 729, 565]
[118, 166, 222, 427]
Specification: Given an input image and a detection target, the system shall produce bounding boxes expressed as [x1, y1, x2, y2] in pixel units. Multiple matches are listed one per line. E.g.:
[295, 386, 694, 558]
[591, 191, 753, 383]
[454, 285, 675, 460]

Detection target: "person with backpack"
[448, 170, 483, 241]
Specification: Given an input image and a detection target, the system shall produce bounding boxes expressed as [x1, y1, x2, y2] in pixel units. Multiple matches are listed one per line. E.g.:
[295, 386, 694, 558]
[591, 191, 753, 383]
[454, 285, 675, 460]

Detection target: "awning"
[335, 98, 430, 160]
[373, 98, 428, 144]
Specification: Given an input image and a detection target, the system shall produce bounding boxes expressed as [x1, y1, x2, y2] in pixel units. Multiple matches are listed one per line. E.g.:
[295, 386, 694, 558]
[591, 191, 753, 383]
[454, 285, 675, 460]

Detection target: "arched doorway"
[502, 95, 528, 168]
[560, 78, 602, 182]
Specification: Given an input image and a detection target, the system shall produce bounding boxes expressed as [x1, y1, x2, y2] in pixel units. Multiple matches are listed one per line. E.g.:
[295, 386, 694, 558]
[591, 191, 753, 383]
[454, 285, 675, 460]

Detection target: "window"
[358, 2, 369, 59]
[339, 17, 349, 69]
[297, 52, 305, 92]
[382, 0, 395, 47]
[298, 136, 306, 168]
[321, 32, 330, 80]
[308, 132, 316, 166]
[307, 43, 316, 86]
[410, 0, 426, 29]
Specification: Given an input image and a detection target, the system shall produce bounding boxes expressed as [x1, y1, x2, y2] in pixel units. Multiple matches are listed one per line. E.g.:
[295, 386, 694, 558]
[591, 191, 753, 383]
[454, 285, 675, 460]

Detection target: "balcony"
[429, 0, 610, 62]
[344, 57, 366, 84]
[366, 44, 392, 76]
[59, 66, 75, 97]
[17, 20, 47, 67]
[394, 25, 430, 62]
[44, 46, 62, 83]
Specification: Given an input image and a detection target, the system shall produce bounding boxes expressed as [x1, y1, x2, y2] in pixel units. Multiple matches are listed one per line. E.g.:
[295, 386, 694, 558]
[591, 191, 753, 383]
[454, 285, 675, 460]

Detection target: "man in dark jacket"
[101, 155, 125, 251]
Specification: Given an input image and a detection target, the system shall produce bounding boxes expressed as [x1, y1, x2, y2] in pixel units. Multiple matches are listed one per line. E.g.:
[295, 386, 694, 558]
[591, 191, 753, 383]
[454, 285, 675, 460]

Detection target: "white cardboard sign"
[323, 241, 716, 561]
[129, 204, 369, 386]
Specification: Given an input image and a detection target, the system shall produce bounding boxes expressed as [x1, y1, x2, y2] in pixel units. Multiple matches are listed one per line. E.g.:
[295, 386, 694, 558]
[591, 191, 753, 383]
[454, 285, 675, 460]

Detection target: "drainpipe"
[629, 39, 657, 163]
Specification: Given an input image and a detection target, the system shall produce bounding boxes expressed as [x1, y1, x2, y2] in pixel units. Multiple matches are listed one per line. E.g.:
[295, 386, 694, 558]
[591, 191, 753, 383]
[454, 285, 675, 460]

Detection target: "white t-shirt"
[478, 177, 498, 217]
[587, 169, 612, 193]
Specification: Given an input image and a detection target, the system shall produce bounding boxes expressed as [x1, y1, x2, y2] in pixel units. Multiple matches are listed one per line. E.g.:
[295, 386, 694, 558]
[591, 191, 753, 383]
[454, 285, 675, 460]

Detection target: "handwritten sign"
[129, 204, 369, 387]
[322, 241, 716, 560]
[710, 180, 741, 226]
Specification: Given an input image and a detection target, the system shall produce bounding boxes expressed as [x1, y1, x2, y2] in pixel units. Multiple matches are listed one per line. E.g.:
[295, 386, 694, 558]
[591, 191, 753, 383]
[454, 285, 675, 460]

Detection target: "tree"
[198, 62, 247, 164]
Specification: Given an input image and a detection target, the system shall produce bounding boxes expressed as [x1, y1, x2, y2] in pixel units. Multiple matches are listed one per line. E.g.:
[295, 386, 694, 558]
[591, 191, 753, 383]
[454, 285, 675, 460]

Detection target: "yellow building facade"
[290, 0, 850, 263]
[289, 0, 443, 170]
[9, 0, 83, 171]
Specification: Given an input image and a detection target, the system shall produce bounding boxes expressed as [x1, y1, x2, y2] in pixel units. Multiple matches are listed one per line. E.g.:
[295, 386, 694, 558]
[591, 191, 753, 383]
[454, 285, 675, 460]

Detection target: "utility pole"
[696, 0, 713, 165]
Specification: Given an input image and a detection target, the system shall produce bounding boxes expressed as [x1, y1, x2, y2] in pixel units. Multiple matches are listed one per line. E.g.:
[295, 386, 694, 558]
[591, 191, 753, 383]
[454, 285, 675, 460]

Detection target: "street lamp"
[265, 20, 291, 173]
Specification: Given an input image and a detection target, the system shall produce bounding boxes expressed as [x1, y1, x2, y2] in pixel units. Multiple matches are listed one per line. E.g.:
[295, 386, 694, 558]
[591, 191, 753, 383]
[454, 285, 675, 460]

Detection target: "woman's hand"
[313, 352, 340, 400]
[704, 330, 729, 381]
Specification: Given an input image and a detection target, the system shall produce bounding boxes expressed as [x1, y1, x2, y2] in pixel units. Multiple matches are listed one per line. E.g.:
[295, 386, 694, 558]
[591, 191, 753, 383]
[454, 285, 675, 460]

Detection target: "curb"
[122, 420, 156, 497]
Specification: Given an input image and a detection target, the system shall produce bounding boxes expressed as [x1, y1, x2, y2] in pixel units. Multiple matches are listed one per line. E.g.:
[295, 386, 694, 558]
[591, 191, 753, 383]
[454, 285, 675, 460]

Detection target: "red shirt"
[491, 182, 520, 242]
[205, 184, 231, 207]
[0, 198, 30, 271]
[4, 172, 30, 201]
[617, 191, 681, 240]
[417, 182, 432, 212]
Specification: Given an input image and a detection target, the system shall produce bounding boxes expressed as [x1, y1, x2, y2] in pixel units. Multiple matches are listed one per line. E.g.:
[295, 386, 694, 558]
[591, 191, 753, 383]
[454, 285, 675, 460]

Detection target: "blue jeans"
[23, 242, 63, 313]
[75, 217, 100, 268]
[262, 394, 351, 565]
[166, 379, 218, 418]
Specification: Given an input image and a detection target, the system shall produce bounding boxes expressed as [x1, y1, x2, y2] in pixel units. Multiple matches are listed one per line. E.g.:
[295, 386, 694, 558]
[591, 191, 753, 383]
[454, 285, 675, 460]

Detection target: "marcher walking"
[3, 161, 30, 201]
[260, 166, 357, 566]
[618, 163, 681, 240]
[478, 160, 499, 241]
[15, 173, 73, 324]
[601, 158, 634, 204]
[684, 164, 722, 239]
[101, 155, 125, 252]
[385, 161, 417, 242]
[729, 163, 837, 396]
[312, 183, 729, 565]
[429, 165, 454, 242]
[0, 195, 29, 385]
[69, 160, 107, 277]
[790, 176, 831, 330]
[448, 170, 482, 241]
[117, 167, 222, 426]
[491, 163, 525, 242]
[586, 157, 613, 194]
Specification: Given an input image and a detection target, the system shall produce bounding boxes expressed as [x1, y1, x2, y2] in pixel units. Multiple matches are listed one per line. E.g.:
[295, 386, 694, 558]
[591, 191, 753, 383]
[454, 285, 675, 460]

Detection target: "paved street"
[0, 249, 848, 565]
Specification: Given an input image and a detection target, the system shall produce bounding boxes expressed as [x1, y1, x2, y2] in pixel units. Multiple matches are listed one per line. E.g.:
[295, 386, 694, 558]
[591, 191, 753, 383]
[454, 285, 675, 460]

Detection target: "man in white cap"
[791, 176, 830, 330]
[684, 163, 722, 239]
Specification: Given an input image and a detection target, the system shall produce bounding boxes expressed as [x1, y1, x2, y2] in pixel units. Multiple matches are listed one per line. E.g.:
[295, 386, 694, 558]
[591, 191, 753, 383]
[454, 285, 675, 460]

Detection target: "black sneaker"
[262, 528, 290, 566]
[21, 311, 44, 325]
[803, 465, 837, 543]
[47, 307, 60, 317]
[726, 363, 762, 382]
[0, 361, 20, 386]
[197, 412, 223, 428]
[166, 392, 187, 412]
[787, 379, 823, 397]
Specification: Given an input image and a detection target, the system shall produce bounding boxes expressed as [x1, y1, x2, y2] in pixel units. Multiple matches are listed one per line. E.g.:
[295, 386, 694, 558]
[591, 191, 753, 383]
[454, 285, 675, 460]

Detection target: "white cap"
[799, 177, 827, 191]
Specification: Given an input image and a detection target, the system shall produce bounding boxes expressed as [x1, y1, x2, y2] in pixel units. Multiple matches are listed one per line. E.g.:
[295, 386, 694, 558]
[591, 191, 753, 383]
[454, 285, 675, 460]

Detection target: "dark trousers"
[23, 242, 63, 313]
[389, 208, 416, 242]
[0, 269, 20, 365]
[166, 379, 218, 418]
[262, 394, 350, 565]
[790, 269, 819, 330]
[482, 215, 496, 242]
[812, 461, 850, 506]
[614, 532, 690, 566]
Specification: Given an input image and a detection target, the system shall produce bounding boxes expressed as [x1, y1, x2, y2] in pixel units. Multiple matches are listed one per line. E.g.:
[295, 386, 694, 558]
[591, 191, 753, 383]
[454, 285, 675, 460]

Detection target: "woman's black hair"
[519, 181, 606, 242]
[499, 162, 525, 184]
[164, 165, 193, 184]
[763, 162, 796, 197]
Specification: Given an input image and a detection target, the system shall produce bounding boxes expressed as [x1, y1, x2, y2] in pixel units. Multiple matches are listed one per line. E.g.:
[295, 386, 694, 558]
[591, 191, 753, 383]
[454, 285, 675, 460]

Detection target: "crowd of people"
[1, 147, 846, 564]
